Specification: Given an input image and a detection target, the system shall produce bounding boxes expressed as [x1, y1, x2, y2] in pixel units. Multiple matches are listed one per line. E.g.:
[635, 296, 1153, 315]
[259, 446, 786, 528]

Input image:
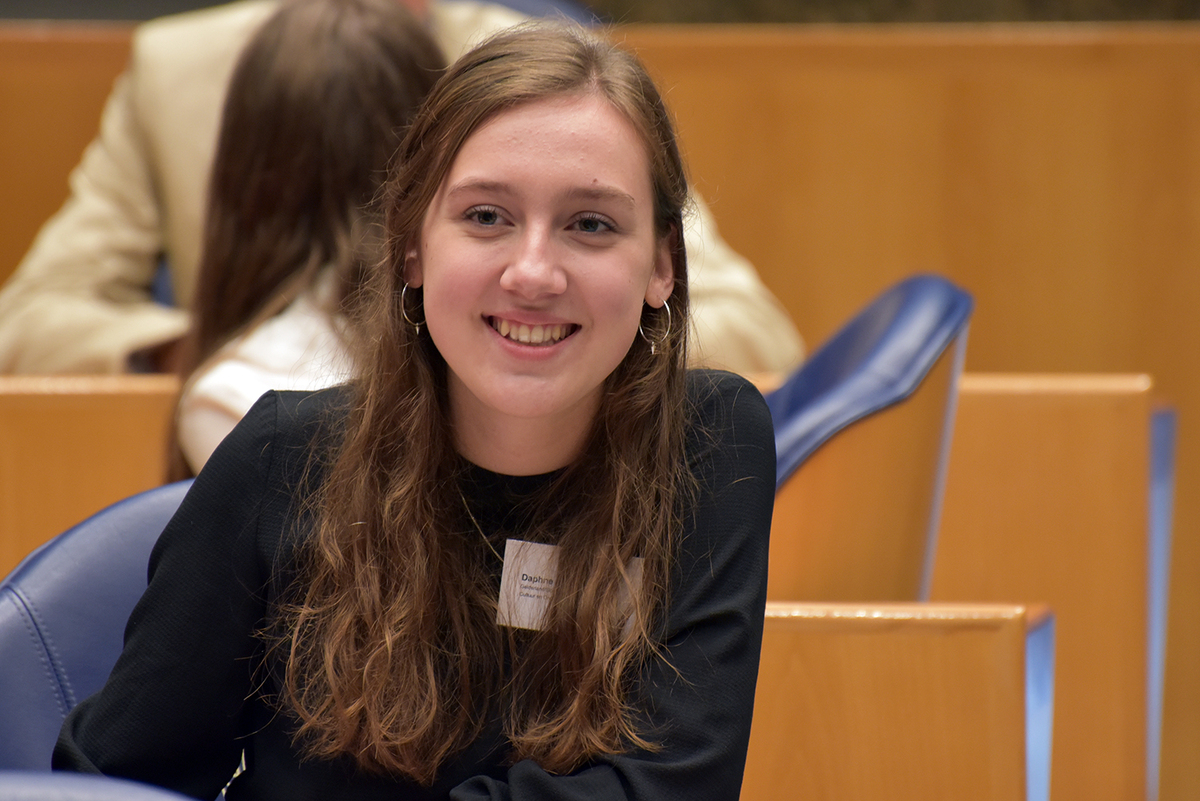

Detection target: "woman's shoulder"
[686, 367, 760, 394]
[271, 383, 352, 417]
[686, 369, 772, 431]
[264, 384, 353, 443]
[214, 384, 352, 475]
[684, 369, 775, 477]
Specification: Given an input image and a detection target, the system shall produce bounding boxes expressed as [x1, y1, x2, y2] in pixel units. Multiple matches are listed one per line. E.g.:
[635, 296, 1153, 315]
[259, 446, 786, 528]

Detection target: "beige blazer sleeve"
[0, 1, 275, 375]
[685, 196, 804, 376]
[0, 64, 186, 374]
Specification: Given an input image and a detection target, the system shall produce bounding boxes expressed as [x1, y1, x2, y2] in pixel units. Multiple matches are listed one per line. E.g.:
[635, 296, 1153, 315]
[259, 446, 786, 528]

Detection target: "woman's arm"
[53, 392, 284, 799]
[452, 371, 776, 801]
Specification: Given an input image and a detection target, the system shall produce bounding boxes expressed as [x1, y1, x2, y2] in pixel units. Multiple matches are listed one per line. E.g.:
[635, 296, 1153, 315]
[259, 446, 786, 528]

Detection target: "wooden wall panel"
[0, 24, 132, 287]
[619, 24, 1200, 363]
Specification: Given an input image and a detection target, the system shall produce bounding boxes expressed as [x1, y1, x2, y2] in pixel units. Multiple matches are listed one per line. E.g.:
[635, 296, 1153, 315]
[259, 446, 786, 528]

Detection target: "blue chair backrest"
[493, 0, 603, 23]
[0, 771, 191, 801]
[0, 481, 193, 770]
[765, 274, 973, 488]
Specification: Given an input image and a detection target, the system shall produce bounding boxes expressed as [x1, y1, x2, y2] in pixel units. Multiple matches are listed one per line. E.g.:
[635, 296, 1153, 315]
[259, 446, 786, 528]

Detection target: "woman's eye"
[573, 215, 614, 234]
[466, 207, 502, 226]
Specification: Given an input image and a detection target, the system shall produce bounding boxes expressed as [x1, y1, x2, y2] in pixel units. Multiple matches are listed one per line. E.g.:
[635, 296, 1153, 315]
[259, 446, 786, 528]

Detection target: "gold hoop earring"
[401, 282, 425, 336]
[638, 299, 671, 355]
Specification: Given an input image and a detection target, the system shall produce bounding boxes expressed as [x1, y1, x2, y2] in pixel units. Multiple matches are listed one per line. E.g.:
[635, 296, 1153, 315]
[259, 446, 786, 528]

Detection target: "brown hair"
[168, 0, 444, 479]
[278, 22, 693, 783]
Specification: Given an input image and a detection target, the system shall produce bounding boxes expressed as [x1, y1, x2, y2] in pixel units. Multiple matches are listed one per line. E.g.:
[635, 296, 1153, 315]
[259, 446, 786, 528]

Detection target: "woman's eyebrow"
[445, 178, 514, 200]
[563, 185, 636, 210]
[445, 179, 636, 210]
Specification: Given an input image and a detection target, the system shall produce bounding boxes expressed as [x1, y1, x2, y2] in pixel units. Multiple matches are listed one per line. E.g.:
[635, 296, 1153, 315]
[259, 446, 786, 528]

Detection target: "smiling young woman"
[414, 91, 674, 475]
[53, 20, 776, 801]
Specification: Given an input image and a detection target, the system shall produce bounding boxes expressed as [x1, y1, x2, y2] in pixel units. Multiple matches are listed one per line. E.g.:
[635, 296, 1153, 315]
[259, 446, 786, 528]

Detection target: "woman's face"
[410, 92, 673, 472]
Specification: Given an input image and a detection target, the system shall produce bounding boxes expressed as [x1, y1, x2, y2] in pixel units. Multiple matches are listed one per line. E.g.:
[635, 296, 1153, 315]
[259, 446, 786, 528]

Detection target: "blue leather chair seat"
[0, 481, 193, 770]
[0, 771, 191, 801]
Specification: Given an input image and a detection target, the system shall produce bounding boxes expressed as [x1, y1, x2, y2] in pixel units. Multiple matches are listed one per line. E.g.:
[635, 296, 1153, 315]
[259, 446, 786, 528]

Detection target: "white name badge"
[496, 539, 645, 632]
[497, 539, 559, 631]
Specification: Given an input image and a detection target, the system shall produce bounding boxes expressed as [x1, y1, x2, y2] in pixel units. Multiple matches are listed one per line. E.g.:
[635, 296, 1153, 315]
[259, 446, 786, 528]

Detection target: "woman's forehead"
[441, 94, 652, 200]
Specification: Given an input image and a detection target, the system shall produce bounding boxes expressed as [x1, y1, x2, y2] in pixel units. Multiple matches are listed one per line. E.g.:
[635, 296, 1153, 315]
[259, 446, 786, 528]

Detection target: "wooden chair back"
[742, 601, 1053, 801]
[932, 374, 1173, 801]
[766, 275, 971, 601]
[770, 340, 962, 601]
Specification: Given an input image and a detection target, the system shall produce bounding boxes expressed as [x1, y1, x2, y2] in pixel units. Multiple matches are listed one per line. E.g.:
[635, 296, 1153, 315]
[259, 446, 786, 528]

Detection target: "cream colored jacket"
[0, 0, 802, 377]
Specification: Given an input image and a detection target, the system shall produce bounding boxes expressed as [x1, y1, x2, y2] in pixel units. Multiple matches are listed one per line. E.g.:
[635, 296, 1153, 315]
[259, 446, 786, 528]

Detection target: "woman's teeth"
[492, 318, 572, 345]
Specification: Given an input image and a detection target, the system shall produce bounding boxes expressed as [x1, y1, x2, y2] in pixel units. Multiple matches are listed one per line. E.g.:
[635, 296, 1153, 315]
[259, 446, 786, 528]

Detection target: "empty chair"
[764, 274, 972, 600]
[0, 481, 193, 770]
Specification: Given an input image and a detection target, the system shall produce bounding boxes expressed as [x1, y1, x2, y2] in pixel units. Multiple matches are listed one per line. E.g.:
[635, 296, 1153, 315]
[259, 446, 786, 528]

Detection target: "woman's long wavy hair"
[277, 23, 694, 784]
[166, 0, 444, 479]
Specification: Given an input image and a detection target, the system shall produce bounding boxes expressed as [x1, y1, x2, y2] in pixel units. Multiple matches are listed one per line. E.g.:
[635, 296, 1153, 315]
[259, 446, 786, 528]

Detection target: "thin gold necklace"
[460, 490, 503, 561]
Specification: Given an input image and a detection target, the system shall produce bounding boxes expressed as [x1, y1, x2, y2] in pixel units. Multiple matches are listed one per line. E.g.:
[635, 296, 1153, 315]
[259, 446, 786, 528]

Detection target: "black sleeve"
[450, 370, 776, 801]
[52, 392, 286, 801]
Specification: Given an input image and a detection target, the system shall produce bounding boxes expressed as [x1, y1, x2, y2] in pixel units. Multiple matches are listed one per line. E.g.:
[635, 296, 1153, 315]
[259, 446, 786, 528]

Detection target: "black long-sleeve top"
[53, 369, 775, 801]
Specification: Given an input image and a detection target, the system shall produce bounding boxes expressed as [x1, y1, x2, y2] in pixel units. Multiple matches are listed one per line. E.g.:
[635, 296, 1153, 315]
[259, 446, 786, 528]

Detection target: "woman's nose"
[499, 227, 567, 298]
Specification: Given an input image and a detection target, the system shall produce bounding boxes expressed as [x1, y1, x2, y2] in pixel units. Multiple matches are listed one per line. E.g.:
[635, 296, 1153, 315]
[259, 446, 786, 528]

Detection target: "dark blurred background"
[595, 0, 1200, 22]
[3, 0, 1199, 21]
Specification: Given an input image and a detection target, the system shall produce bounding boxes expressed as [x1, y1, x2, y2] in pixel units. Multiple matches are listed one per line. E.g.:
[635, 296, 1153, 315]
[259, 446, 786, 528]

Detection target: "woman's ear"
[404, 247, 424, 288]
[644, 230, 676, 307]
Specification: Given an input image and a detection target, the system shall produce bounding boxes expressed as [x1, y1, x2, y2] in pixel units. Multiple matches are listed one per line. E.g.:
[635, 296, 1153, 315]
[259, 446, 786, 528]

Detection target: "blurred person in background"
[166, 0, 443, 477]
[0, 0, 803, 379]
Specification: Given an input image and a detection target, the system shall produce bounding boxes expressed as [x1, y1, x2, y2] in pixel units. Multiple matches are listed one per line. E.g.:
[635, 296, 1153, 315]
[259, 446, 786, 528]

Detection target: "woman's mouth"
[489, 316, 577, 346]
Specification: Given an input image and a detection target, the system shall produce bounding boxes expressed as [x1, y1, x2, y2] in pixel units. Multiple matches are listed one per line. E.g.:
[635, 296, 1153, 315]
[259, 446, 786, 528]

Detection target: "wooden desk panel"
[0, 374, 177, 576]
[768, 336, 963, 601]
[744, 601, 1052, 801]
